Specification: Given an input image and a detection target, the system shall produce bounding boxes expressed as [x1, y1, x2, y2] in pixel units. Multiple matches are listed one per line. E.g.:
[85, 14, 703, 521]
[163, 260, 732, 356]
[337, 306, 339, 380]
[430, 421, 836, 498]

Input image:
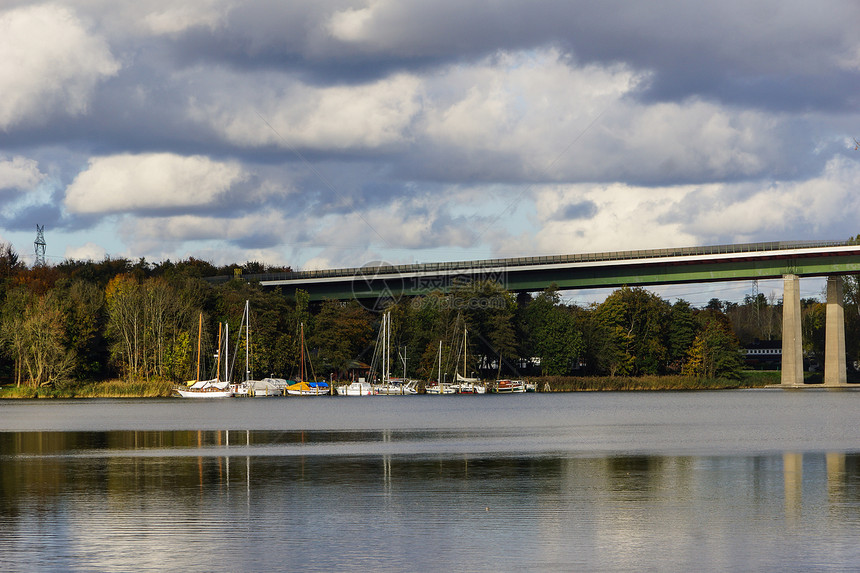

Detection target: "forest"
[2, 240, 859, 391]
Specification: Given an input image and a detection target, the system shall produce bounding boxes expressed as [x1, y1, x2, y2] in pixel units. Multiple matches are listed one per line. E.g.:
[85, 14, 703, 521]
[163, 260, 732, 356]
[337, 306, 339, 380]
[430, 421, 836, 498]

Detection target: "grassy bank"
[0, 371, 835, 398]
[0, 379, 175, 399]
[531, 371, 782, 391]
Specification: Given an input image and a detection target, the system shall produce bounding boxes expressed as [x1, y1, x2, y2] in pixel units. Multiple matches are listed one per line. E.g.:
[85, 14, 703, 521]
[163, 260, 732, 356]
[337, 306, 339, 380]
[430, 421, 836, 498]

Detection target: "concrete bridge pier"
[781, 274, 848, 387]
[781, 275, 804, 386]
[823, 276, 847, 386]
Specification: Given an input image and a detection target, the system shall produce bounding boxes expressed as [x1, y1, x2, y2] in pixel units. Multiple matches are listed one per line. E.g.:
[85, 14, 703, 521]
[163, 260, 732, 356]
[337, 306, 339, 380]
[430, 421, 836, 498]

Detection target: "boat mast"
[438, 340, 442, 385]
[300, 322, 305, 383]
[225, 323, 229, 382]
[196, 312, 202, 382]
[385, 312, 391, 385]
[245, 300, 250, 382]
[215, 322, 222, 381]
[381, 311, 389, 385]
[463, 326, 467, 379]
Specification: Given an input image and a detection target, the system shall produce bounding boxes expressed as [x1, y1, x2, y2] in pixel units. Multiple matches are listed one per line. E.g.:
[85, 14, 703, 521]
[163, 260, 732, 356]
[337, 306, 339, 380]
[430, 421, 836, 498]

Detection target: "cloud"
[523, 184, 698, 255]
[0, 4, 119, 130]
[64, 153, 248, 215]
[141, 0, 228, 35]
[0, 156, 44, 190]
[510, 155, 860, 259]
[64, 242, 108, 261]
[190, 72, 422, 151]
[679, 156, 860, 241]
[119, 211, 286, 252]
[0, 1, 858, 277]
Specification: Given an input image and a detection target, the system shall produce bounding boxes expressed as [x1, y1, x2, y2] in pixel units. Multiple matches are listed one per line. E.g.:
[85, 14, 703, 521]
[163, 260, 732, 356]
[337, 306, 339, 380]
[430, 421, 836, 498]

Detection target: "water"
[2, 391, 860, 572]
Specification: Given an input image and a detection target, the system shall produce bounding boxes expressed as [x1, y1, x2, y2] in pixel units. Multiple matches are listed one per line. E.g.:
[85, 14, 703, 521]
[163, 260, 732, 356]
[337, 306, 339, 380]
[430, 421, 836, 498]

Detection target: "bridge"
[233, 240, 860, 388]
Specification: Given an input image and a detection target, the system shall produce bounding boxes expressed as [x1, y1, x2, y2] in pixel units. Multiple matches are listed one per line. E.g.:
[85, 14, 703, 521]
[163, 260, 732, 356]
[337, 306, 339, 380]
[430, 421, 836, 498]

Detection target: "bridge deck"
[206, 240, 860, 300]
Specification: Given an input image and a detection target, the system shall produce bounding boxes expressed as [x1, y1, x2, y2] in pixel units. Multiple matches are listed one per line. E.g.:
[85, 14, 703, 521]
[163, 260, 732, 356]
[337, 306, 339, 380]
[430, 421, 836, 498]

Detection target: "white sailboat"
[425, 339, 454, 394]
[371, 311, 417, 395]
[451, 326, 485, 394]
[177, 315, 234, 398]
[231, 300, 281, 397]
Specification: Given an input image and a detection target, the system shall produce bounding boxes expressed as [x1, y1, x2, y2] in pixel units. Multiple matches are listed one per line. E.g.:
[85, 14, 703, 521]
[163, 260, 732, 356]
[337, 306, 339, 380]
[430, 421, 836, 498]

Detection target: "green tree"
[682, 313, 743, 379]
[451, 280, 518, 377]
[593, 286, 670, 375]
[667, 299, 697, 372]
[524, 287, 583, 375]
[310, 299, 374, 378]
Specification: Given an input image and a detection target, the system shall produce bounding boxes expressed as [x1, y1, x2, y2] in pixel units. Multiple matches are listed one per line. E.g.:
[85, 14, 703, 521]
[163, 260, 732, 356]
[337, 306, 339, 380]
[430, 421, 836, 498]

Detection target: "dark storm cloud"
[158, 1, 860, 111]
[0, 201, 65, 233]
[552, 201, 598, 221]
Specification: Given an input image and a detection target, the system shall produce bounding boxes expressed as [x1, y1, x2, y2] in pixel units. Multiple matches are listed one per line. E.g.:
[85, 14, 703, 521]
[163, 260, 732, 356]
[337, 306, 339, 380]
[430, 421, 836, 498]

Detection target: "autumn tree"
[105, 275, 197, 381]
[682, 312, 743, 379]
[0, 287, 74, 387]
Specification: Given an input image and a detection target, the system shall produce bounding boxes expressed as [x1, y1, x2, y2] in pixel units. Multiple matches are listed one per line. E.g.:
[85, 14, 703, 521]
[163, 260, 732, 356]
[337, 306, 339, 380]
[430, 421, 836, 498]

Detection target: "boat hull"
[425, 385, 456, 394]
[337, 383, 373, 396]
[177, 389, 233, 398]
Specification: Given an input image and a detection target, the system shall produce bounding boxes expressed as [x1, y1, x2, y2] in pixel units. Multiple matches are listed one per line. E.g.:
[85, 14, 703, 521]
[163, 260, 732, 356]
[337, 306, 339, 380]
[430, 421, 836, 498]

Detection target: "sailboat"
[425, 339, 452, 394]
[371, 311, 417, 395]
[285, 322, 329, 396]
[177, 314, 234, 398]
[231, 300, 282, 397]
[450, 325, 485, 394]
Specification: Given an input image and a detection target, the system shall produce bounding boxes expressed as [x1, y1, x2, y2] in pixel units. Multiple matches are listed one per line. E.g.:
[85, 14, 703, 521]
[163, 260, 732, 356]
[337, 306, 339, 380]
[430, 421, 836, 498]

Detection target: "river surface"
[2, 390, 860, 572]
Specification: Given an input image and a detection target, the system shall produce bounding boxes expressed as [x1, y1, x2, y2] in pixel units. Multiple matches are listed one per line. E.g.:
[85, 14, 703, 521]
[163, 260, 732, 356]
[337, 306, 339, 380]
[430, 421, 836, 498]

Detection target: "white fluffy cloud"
[64, 242, 107, 261]
[0, 156, 44, 190]
[421, 49, 781, 183]
[523, 184, 698, 255]
[681, 156, 860, 240]
[64, 153, 247, 214]
[0, 4, 119, 129]
[141, 0, 228, 35]
[191, 72, 422, 150]
[115, 211, 289, 264]
[511, 155, 860, 259]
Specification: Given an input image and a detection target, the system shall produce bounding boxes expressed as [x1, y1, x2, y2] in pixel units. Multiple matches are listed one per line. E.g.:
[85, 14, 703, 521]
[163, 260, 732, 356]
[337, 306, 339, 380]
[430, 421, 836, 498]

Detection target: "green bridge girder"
[239, 240, 860, 301]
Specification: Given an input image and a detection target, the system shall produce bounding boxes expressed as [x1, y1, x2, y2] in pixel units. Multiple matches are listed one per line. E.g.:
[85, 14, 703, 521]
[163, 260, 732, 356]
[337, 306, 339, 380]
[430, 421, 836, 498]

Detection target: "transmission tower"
[751, 279, 761, 335]
[34, 224, 46, 267]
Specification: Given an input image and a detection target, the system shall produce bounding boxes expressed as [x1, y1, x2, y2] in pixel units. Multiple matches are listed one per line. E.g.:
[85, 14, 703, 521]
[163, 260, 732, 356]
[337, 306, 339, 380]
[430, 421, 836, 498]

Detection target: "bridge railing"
[221, 239, 854, 284]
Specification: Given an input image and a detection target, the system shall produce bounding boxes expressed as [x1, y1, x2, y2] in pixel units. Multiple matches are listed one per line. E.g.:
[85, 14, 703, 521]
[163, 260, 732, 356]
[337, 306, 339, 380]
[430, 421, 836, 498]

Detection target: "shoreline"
[0, 372, 799, 398]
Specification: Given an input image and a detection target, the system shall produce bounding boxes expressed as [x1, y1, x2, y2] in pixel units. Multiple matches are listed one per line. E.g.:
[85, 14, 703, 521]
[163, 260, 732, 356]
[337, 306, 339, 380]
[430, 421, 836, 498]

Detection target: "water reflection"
[3, 428, 860, 571]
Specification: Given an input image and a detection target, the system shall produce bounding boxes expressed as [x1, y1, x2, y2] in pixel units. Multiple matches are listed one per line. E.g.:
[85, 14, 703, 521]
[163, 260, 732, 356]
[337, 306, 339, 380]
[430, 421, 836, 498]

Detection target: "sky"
[1, 1, 859, 305]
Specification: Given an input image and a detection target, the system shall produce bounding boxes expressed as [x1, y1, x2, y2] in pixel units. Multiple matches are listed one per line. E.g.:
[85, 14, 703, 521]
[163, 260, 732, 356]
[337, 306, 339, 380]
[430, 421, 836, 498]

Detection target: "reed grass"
[0, 379, 175, 398]
[531, 371, 781, 392]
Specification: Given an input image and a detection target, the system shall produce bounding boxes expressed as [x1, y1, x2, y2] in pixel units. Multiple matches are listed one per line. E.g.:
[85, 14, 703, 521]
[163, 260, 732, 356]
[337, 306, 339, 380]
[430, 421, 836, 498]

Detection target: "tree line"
[1, 241, 857, 388]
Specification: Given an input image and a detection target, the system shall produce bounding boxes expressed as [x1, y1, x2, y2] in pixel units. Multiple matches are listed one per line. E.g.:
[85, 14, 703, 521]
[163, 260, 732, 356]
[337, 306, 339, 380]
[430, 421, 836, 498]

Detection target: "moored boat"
[285, 380, 330, 396]
[493, 379, 526, 393]
[285, 322, 330, 395]
[337, 381, 373, 396]
[246, 378, 283, 396]
[425, 383, 456, 394]
[177, 379, 233, 398]
[177, 314, 234, 398]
